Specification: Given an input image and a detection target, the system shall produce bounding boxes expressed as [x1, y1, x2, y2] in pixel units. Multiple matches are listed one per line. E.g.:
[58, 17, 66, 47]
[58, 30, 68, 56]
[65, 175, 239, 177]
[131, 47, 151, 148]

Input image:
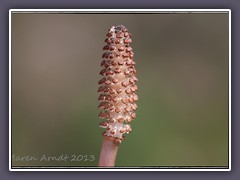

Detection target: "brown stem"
[98, 136, 119, 167]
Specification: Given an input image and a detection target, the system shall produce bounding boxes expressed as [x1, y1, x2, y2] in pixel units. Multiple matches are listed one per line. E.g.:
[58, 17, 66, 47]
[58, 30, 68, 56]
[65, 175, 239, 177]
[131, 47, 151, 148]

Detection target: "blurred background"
[11, 12, 229, 167]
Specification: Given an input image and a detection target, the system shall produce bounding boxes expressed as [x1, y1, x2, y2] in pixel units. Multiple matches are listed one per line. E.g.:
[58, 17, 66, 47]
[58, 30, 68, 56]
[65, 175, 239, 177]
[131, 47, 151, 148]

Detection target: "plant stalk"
[98, 136, 119, 166]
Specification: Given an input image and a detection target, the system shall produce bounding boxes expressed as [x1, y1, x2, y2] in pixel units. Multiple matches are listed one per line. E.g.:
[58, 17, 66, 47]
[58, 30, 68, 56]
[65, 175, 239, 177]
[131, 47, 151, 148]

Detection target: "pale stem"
[98, 136, 119, 166]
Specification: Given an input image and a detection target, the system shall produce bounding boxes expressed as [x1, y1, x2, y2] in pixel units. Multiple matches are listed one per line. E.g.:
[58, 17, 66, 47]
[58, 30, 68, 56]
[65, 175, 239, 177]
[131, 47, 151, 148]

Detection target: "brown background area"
[11, 12, 229, 167]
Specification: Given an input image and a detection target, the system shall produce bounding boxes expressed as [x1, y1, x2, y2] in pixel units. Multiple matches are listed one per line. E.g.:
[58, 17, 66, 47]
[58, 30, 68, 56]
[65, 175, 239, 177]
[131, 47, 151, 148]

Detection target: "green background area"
[11, 12, 229, 167]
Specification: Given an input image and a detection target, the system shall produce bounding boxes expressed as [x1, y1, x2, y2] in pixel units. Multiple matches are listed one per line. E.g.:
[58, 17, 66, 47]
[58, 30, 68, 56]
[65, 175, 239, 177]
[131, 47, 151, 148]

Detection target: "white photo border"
[9, 9, 231, 171]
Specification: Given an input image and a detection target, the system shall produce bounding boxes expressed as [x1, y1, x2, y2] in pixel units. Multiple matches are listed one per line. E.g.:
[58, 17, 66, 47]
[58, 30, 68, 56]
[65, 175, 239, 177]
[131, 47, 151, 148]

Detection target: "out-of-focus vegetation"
[12, 13, 229, 167]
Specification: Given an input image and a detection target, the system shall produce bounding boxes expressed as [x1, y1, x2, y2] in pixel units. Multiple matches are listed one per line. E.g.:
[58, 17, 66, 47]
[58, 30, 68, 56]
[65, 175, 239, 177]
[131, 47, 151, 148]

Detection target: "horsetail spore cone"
[98, 25, 138, 166]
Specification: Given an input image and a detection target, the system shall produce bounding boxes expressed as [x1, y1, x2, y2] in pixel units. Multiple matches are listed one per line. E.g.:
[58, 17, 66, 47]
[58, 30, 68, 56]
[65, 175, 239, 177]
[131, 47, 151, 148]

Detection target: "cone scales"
[98, 25, 138, 143]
